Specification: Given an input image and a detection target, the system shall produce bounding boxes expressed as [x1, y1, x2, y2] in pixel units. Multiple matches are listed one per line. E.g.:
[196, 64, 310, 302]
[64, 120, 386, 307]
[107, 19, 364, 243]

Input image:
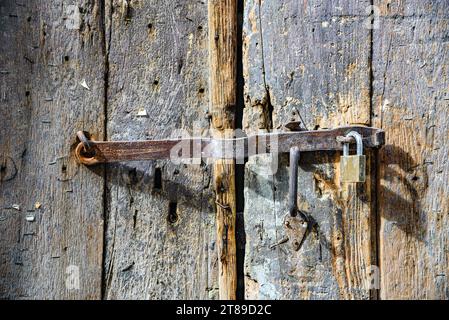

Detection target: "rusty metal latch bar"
[75, 126, 385, 253]
[75, 126, 384, 165]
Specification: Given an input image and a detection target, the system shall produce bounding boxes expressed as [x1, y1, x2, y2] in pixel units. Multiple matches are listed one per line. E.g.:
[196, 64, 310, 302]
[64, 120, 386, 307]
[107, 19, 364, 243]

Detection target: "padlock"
[340, 131, 366, 183]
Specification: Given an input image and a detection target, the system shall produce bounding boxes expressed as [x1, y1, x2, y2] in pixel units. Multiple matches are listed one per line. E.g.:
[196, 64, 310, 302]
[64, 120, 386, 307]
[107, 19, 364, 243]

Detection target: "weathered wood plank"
[103, 0, 217, 299]
[0, 1, 105, 299]
[373, 0, 449, 299]
[243, 0, 376, 299]
[208, 0, 237, 300]
[208, 0, 238, 300]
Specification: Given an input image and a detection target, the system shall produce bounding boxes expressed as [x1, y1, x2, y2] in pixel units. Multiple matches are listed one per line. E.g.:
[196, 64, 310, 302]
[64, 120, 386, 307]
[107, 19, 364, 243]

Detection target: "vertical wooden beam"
[208, 0, 238, 300]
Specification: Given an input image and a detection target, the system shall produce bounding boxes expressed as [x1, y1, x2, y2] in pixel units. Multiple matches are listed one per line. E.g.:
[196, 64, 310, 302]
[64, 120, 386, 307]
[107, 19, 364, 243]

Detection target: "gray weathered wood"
[373, 0, 449, 299]
[243, 0, 376, 299]
[102, 0, 217, 299]
[0, 0, 105, 299]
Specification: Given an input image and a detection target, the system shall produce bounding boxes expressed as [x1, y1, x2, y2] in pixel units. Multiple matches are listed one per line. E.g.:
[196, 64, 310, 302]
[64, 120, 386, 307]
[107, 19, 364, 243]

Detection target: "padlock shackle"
[343, 131, 363, 156]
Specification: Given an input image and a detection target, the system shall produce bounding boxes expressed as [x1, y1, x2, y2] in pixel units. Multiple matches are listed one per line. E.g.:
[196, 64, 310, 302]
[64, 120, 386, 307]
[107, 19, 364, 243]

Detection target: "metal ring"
[75, 142, 100, 165]
[76, 131, 92, 151]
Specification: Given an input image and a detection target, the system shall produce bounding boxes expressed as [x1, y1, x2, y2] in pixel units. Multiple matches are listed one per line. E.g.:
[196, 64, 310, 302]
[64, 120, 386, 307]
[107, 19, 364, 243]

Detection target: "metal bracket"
[279, 122, 378, 252]
[284, 126, 309, 251]
[284, 214, 308, 251]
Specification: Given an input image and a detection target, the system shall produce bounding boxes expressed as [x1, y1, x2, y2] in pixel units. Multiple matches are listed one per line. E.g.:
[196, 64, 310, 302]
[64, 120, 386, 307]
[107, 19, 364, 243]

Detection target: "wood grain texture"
[243, 0, 376, 299]
[103, 0, 217, 299]
[0, 0, 105, 299]
[373, 0, 449, 299]
[208, 0, 238, 300]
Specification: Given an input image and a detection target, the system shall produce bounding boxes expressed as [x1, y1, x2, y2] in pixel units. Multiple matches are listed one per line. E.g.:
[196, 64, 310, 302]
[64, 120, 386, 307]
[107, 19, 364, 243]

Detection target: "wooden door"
[242, 0, 449, 300]
[102, 0, 216, 300]
[1, 0, 448, 300]
[0, 0, 216, 300]
[243, 0, 375, 300]
[0, 1, 105, 299]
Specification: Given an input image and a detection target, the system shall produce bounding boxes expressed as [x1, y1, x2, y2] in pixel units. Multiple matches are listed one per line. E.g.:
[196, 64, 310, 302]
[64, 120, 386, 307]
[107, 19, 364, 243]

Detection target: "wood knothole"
[153, 167, 162, 190]
[167, 202, 178, 224]
[0, 156, 17, 182]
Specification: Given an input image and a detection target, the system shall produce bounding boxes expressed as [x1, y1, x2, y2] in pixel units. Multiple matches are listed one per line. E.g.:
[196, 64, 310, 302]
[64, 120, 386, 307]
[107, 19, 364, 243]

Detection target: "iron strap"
[75, 126, 385, 165]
